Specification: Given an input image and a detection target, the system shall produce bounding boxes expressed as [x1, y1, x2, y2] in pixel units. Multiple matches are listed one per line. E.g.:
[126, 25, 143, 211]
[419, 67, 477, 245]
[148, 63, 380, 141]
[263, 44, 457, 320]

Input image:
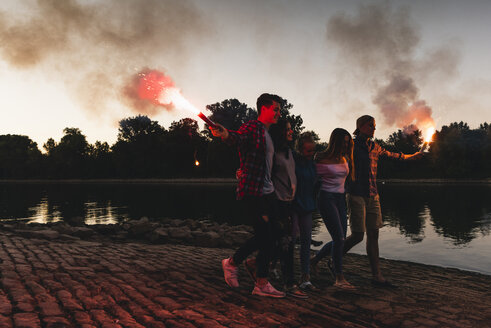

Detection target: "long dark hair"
[269, 118, 292, 155]
[315, 128, 355, 181]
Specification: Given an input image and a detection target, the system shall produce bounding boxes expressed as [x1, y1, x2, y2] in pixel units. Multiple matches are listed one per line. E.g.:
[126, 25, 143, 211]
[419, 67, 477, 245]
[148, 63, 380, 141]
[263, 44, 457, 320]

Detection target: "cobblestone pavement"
[1, 231, 490, 328]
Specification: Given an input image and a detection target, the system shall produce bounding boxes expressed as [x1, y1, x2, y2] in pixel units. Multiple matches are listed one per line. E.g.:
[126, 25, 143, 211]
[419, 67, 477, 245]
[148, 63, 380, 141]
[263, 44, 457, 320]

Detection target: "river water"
[1, 181, 490, 275]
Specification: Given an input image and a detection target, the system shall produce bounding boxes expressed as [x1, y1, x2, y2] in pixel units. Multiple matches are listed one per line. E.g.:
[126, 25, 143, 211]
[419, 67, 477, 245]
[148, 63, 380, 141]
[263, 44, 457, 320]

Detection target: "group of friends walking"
[210, 93, 422, 298]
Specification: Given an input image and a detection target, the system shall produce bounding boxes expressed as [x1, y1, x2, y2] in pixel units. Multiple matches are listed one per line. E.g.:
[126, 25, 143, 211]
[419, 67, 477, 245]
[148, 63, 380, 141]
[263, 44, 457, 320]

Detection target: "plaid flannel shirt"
[349, 136, 407, 197]
[225, 120, 267, 200]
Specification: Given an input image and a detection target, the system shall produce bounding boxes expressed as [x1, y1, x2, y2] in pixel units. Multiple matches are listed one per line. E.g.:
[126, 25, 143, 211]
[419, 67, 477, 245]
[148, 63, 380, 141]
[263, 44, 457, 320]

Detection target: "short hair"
[256, 93, 283, 116]
[354, 115, 374, 136]
[295, 132, 315, 153]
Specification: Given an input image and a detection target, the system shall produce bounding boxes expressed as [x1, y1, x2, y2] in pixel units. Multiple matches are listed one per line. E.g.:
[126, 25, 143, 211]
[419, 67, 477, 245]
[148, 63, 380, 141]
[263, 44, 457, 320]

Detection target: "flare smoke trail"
[0, 0, 210, 116]
[327, 3, 460, 132]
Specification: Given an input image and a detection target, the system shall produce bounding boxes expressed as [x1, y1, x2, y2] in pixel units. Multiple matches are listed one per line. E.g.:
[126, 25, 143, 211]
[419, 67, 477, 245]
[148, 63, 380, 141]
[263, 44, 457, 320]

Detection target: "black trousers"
[232, 193, 276, 278]
[273, 200, 295, 286]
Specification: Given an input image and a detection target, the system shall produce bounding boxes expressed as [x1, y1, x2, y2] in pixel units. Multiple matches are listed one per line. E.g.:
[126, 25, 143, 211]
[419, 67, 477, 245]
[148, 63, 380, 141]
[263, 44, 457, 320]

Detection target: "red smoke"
[123, 68, 177, 114]
[124, 67, 201, 117]
[137, 69, 175, 106]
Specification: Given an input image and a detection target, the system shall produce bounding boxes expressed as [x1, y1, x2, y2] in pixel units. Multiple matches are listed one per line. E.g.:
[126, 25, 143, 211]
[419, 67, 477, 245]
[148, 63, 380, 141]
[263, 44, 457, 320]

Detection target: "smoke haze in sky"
[326, 3, 459, 131]
[0, 0, 210, 117]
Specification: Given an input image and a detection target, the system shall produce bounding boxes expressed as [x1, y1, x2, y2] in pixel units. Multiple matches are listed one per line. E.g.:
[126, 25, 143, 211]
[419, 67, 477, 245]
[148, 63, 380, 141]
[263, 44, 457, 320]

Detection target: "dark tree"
[385, 128, 422, 154]
[166, 118, 208, 177]
[205, 99, 256, 177]
[117, 115, 166, 143]
[430, 122, 476, 177]
[112, 115, 167, 178]
[87, 141, 113, 178]
[43, 128, 91, 178]
[0, 135, 42, 178]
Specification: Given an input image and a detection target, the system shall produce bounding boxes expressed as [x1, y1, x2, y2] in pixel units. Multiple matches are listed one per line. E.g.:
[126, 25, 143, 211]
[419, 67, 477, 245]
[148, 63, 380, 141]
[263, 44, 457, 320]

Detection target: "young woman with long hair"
[311, 128, 356, 289]
[267, 118, 308, 298]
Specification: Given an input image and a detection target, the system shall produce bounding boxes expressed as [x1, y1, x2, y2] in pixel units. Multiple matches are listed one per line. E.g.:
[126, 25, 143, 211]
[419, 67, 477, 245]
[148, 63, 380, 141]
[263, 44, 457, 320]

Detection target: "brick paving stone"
[165, 319, 197, 328]
[38, 301, 64, 317]
[0, 314, 13, 328]
[355, 299, 392, 313]
[56, 290, 84, 311]
[73, 311, 97, 326]
[154, 296, 184, 311]
[108, 304, 146, 328]
[147, 304, 175, 321]
[0, 292, 12, 315]
[89, 309, 121, 327]
[138, 315, 168, 328]
[42, 316, 72, 328]
[13, 312, 41, 328]
[1, 231, 491, 327]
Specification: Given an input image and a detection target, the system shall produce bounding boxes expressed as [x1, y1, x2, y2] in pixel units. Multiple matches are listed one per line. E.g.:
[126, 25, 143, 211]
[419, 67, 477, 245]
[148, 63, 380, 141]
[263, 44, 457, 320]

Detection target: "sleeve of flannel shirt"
[377, 143, 404, 160]
[225, 121, 255, 148]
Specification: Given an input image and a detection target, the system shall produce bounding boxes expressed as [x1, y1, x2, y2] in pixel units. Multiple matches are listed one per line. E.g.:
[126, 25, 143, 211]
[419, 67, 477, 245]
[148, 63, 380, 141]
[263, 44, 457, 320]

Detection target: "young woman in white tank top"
[311, 128, 355, 290]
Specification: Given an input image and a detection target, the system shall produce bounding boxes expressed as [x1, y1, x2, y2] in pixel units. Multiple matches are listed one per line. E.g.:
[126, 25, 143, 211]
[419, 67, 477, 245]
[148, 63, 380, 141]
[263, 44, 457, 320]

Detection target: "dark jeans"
[291, 209, 313, 275]
[272, 200, 295, 286]
[314, 191, 347, 274]
[232, 193, 275, 278]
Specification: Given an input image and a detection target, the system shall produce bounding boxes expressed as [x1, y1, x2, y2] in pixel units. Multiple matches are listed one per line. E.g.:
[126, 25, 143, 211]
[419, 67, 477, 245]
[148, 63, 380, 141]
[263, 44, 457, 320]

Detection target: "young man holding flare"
[344, 115, 423, 288]
[209, 93, 285, 298]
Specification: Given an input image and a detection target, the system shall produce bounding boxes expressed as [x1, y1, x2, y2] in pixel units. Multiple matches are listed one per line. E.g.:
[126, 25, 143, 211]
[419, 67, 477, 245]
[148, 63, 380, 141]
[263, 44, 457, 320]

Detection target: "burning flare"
[424, 126, 435, 143]
[134, 69, 216, 128]
[420, 126, 436, 152]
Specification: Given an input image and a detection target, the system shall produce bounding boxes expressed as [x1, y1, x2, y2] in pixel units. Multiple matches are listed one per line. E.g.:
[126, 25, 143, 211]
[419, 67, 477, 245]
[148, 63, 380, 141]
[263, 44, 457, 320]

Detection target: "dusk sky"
[0, 0, 490, 148]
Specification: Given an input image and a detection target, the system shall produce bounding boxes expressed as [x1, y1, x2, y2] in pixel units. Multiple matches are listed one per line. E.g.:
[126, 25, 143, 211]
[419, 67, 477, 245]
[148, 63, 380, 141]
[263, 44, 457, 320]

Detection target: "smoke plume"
[327, 3, 459, 132]
[0, 0, 210, 116]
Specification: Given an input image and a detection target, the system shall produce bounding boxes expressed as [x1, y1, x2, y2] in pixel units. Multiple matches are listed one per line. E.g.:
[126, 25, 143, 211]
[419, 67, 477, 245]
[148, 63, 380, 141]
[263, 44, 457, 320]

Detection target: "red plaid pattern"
[226, 120, 267, 200]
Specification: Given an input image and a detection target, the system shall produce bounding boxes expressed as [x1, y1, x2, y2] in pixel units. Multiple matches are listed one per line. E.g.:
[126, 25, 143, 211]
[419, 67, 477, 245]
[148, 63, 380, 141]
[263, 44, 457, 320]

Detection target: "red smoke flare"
[137, 70, 175, 107]
[125, 68, 216, 127]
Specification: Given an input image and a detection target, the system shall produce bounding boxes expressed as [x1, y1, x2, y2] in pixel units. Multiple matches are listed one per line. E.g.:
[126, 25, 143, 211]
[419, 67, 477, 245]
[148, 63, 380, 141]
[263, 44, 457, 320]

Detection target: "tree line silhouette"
[0, 99, 489, 179]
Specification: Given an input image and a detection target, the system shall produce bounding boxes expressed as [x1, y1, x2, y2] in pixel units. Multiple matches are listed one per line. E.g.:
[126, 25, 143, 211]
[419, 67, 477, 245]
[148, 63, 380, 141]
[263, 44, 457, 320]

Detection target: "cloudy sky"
[0, 0, 490, 148]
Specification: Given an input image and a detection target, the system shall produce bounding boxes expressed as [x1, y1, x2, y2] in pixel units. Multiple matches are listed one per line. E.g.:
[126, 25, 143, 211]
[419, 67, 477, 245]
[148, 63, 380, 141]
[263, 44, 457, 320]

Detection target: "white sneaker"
[252, 282, 286, 298]
[299, 281, 317, 291]
[222, 258, 239, 288]
[271, 268, 281, 280]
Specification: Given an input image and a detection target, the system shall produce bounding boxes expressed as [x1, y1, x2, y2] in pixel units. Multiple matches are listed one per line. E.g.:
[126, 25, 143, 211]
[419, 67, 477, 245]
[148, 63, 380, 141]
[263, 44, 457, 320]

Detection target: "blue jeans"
[291, 209, 312, 275]
[314, 191, 347, 274]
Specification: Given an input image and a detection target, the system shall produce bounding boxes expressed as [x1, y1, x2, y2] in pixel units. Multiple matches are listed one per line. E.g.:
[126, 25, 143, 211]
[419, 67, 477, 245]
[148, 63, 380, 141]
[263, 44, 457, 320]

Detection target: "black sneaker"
[285, 285, 309, 299]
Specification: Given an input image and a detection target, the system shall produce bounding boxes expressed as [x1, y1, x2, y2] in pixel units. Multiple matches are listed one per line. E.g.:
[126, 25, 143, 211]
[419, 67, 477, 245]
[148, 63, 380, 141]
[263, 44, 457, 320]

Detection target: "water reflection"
[378, 184, 491, 246]
[1, 182, 490, 246]
[0, 182, 243, 225]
